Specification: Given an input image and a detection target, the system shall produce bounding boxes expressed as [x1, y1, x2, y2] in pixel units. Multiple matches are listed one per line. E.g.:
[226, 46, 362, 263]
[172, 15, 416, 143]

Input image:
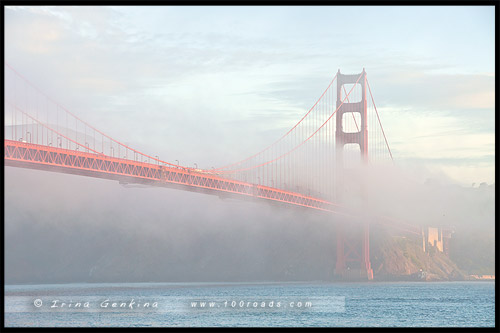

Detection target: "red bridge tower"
[334, 68, 373, 281]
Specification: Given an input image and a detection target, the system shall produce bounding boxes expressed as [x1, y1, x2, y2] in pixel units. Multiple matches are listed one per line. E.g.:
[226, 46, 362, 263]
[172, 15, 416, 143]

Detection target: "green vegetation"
[449, 230, 495, 275]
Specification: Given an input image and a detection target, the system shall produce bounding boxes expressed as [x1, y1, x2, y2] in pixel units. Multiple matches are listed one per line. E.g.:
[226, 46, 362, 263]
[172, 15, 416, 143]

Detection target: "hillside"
[370, 229, 467, 281]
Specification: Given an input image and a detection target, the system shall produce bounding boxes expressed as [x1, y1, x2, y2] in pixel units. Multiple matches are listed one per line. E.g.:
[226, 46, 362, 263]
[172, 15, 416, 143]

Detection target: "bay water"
[4, 281, 495, 327]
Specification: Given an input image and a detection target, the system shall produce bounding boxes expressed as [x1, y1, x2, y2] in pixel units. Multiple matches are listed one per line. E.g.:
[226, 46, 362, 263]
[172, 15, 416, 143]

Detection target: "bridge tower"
[334, 68, 373, 281]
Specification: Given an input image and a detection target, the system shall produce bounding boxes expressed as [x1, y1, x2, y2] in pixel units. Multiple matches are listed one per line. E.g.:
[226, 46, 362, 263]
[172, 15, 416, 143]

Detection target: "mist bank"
[5, 167, 337, 284]
[4, 166, 494, 284]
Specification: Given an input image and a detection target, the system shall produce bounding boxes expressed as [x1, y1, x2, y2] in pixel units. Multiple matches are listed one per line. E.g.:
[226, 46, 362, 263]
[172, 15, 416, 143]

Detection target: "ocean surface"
[4, 281, 495, 327]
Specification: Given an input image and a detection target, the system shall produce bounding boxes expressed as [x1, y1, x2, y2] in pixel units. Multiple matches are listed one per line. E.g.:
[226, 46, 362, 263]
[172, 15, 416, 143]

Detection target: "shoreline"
[4, 278, 495, 288]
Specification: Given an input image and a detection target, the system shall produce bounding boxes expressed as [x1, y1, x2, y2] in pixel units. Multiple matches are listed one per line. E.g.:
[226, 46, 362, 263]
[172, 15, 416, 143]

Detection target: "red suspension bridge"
[4, 63, 420, 280]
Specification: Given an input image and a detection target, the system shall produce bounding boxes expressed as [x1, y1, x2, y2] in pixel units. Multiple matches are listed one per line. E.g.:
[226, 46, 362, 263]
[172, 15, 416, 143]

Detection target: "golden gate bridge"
[4, 62, 420, 280]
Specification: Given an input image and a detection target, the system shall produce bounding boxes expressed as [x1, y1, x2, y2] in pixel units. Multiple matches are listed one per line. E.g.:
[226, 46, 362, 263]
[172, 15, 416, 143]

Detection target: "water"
[4, 281, 495, 327]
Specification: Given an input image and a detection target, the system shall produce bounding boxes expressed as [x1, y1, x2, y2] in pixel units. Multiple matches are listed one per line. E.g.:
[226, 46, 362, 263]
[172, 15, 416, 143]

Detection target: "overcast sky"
[4, 5, 495, 186]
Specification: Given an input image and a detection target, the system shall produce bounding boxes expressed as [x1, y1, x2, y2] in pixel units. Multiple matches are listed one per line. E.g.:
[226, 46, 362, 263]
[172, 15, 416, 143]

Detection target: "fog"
[4, 159, 494, 284]
[5, 166, 336, 283]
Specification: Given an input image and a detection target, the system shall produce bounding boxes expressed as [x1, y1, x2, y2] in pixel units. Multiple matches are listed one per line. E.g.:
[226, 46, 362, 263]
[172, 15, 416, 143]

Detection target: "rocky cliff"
[370, 229, 467, 281]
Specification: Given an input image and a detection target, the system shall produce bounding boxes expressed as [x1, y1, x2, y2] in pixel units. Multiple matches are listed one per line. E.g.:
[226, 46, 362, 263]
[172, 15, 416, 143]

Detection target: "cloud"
[5, 10, 65, 55]
[371, 69, 495, 111]
[451, 90, 495, 110]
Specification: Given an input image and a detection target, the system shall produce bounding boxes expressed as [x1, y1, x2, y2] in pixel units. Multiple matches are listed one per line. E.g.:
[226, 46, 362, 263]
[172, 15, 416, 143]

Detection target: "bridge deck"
[4, 139, 349, 214]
